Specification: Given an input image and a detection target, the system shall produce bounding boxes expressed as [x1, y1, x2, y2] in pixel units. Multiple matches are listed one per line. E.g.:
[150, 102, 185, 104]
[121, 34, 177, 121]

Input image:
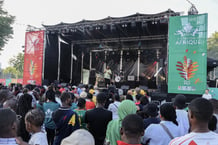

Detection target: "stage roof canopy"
[43, 9, 179, 48]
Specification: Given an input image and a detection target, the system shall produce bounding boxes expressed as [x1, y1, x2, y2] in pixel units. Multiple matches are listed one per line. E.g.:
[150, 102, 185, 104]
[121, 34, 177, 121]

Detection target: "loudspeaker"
[89, 69, 96, 85]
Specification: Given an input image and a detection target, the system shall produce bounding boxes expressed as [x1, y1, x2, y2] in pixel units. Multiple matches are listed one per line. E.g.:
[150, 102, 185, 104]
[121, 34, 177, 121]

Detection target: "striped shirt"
[169, 131, 218, 145]
[0, 138, 18, 145]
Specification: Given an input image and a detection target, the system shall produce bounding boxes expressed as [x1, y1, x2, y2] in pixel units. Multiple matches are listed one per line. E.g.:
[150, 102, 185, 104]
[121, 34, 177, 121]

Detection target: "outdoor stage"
[43, 9, 179, 92]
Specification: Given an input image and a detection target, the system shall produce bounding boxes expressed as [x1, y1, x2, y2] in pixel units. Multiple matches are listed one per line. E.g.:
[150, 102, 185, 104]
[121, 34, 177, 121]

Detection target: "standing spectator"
[85, 92, 112, 145]
[108, 94, 121, 120]
[173, 94, 189, 136]
[117, 114, 144, 145]
[209, 98, 218, 133]
[142, 103, 180, 145]
[0, 89, 13, 108]
[85, 93, 95, 110]
[202, 89, 212, 100]
[52, 92, 80, 145]
[17, 93, 33, 142]
[142, 103, 160, 129]
[169, 98, 218, 145]
[74, 98, 87, 129]
[16, 109, 48, 145]
[3, 98, 18, 113]
[43, 89, 60, 145]
[0, 108, 18, 144]
[106, 100, 137, 145]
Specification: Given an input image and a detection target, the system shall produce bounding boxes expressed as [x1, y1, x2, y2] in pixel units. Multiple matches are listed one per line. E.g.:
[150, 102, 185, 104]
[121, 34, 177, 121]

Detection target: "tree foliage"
[208, 31, 218, 59]
[3, 66, 17, 78]
[9, 52, 24, 75]
[0, 0, 15, 51]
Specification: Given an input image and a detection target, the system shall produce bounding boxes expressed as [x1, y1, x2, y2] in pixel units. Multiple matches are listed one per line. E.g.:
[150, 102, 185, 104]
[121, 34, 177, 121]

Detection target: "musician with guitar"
[104, 66, 112, 87]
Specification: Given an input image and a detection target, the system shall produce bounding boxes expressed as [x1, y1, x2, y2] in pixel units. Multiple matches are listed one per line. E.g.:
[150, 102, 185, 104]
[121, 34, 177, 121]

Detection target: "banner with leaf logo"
[23, 31, 44, 85]
[168, 14, 208, 94]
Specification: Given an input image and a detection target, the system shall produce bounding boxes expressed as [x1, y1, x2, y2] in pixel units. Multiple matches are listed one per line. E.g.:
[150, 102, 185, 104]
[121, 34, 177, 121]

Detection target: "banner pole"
[42, 31, 46, 85]
[70, 43, 74, 83]
[57, 35, 61, 81]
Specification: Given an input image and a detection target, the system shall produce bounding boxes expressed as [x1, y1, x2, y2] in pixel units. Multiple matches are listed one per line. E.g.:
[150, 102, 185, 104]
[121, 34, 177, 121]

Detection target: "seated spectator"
[16, 109, 48, 145]
[142, 103, 160, 129]
[106, 100, 137, 145]
[173, 94, 189, 135]
[169, 98, 218, 145]
[0, 108, 18, 144]
[142, 103, 180, 145]
[61, 129, 95, 145]
[117, 114, 144, 145]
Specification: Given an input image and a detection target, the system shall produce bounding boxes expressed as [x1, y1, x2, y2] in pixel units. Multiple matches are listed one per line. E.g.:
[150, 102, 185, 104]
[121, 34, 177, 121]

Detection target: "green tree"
[3, 66, 17, 78]
[9, 52, 24, 77]
[208, 31, 218, 59]
[0, 0, 15, 51]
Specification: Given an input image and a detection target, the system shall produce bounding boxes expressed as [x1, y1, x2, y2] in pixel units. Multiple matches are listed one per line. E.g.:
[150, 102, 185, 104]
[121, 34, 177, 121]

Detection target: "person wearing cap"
[143, 103, 160, 129]
[173, 94, 189, 136]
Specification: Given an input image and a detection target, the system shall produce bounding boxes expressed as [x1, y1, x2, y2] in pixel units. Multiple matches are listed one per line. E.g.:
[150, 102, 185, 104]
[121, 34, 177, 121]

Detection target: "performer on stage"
[104, 66, 112, 87]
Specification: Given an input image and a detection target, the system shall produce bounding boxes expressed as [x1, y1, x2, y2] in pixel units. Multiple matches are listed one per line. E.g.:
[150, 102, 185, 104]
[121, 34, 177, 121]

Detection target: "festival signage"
[23, 31, 44, 85]
[168, 14, 208, 94]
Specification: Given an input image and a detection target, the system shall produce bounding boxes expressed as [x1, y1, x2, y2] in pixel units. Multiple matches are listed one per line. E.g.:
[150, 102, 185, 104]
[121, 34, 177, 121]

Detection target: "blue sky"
[0, 0, 217, 69]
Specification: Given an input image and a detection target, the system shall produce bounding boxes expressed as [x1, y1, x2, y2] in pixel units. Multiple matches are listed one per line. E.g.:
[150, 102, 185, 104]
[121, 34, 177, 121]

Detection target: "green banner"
[168, 14, 208, 94]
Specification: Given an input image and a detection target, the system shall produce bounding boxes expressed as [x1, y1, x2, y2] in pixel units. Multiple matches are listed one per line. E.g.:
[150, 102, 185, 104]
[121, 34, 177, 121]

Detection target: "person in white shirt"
[169, 98, 218, 145]
[173, 94, 189, 136]
[108, 94, 121, 120]
[141, 103, 181, 145]
[202, 89, 212, 100]
[16, 109, 48, 145]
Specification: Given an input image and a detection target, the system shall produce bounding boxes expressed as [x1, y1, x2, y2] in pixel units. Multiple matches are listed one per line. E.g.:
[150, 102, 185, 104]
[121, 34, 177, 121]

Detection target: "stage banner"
[208, 88, 218, 100]
[0, 79, 6, 85]
[23, 30, 44, 85]
[168, 14, 208, 94]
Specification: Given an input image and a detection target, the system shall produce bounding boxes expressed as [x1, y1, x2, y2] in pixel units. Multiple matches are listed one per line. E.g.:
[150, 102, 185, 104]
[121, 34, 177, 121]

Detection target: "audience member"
[142, 103, 160, 129]
[173, 94, 189, 135]
[74, 98, 87, 129]
[16, 109, 48, 145]
[0, 108, 18, 144]
[85, 92, 112, 145]
[106, 100, 137, 145]
[117, 114, 144, 145]
[142, 103, 180, 145]
[85, 93, 95, 110]
[43, 89, 60, 145]
[169, 98, 218, 145]
[209, 98, 218, 133]
[0, 89, 13, 108]
[3, 98, 18, 112]
[108, 93, 121, 120]
[52, 92, 80, 145]
[60, 129, 95, 145]
[17, 93, 33, 141]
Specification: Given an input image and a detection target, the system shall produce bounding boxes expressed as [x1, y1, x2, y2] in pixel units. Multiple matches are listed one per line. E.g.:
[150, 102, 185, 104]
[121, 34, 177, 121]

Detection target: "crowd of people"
[0, 82, 218, 145]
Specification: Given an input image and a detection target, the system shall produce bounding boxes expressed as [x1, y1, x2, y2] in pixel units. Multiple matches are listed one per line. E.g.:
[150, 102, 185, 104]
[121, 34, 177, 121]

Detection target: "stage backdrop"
[23, 30, 44, 85]
[168, 14, 208, 94]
